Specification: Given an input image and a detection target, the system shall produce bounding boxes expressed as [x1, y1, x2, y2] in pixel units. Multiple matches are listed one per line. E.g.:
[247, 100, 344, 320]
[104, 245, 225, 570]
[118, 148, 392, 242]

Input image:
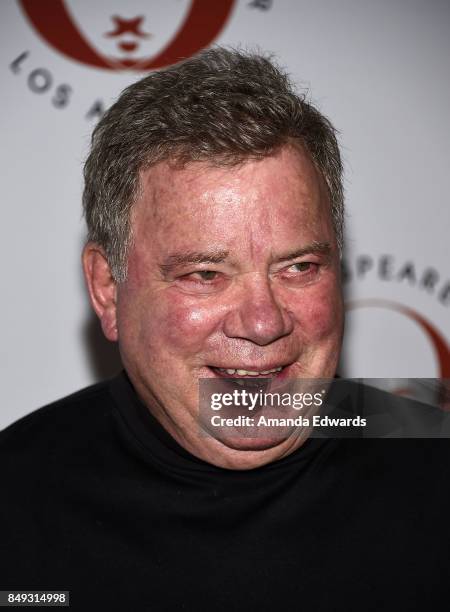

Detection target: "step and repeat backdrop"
[1, 0, 449, 428]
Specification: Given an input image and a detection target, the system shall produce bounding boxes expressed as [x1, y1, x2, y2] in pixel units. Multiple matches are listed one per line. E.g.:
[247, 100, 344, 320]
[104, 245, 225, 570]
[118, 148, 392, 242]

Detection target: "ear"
[82, 243, 118, 342]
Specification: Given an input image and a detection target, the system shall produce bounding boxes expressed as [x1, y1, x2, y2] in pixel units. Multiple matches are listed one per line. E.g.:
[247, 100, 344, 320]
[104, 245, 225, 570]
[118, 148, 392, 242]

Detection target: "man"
[1, 48, 449, 610]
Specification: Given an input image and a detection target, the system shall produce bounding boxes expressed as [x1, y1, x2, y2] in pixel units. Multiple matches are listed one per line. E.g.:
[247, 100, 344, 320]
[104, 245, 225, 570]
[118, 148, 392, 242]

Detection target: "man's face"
[115, 144, 343, 468]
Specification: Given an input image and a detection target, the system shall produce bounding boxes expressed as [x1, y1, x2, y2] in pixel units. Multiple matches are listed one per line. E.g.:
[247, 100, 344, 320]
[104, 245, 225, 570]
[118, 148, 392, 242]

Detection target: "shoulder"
[330, 379, 449, 436]
[0, 377, 130, 564]
[0, 379, 117, 473]
[327, 380, 450, 474]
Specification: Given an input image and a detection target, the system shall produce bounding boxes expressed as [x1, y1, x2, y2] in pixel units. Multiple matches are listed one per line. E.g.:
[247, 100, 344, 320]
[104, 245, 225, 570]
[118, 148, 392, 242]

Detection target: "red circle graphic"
[18, 0, 235, 71]
[346, 299, 450, 378]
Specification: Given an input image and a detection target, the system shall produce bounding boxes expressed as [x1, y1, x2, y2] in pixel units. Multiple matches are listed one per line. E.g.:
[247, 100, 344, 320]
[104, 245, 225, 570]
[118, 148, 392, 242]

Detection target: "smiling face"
[85, 144, 344, 469]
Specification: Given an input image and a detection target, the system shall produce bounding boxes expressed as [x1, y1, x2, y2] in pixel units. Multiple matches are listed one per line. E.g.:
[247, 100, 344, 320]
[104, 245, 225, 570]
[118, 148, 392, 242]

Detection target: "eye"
[178, 270, 220, 284]
[192, 270, 218, 281]
[175, 269, 225, 294]
[291, 262, 314, 272]
[278, 261, 320, 285]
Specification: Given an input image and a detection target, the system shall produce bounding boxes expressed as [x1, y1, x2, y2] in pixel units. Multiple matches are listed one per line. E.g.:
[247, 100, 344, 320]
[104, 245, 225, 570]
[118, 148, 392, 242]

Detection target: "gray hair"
[83, 47, 344, 282]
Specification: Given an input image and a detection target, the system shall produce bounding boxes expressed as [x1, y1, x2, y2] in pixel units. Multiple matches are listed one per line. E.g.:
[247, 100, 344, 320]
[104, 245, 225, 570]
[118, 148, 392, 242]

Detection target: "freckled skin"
[89, 145, 344, 469]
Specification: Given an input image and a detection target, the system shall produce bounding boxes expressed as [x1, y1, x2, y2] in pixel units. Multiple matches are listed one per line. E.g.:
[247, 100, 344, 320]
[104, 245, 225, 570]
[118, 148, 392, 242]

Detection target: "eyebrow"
[159, 250, 230, 274]
[273, 241, 332, 263]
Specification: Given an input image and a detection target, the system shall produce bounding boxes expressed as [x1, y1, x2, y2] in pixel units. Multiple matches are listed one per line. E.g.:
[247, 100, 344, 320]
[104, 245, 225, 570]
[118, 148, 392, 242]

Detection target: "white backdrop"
[1, 0, 449, 429]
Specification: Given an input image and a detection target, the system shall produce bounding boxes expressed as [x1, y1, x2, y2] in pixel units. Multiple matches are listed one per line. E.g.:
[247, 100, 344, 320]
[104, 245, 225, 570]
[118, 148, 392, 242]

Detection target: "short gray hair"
[83, 47, 344, 282]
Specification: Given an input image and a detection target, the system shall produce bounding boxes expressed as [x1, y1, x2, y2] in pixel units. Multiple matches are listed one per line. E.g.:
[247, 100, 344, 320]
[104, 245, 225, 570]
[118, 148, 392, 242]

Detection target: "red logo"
[346, 299, 450, 379]
[19, 0, 235, 71]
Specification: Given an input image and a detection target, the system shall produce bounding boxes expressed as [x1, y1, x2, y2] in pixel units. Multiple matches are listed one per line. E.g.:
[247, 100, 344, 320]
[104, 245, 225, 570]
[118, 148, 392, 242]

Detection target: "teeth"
[217, 366, 283, 376]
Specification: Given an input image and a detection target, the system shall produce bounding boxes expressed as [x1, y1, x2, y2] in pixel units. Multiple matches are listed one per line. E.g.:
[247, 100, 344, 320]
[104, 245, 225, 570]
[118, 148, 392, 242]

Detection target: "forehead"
[131, 145, 333, 259]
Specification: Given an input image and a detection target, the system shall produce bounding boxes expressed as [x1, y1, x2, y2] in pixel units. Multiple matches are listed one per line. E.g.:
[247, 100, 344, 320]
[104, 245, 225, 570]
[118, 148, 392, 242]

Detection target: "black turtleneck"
[1, 372, 449, 611]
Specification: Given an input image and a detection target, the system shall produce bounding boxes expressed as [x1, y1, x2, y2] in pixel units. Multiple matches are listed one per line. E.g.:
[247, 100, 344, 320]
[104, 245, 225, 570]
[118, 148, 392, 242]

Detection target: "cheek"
[163, 297, 219, 350]
[120, 286, 222, 358]
[291, 282, 343, 341]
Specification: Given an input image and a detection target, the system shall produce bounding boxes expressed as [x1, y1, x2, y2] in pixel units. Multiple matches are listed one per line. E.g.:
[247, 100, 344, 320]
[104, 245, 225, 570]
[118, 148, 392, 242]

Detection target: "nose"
[223, 275, 294, 346]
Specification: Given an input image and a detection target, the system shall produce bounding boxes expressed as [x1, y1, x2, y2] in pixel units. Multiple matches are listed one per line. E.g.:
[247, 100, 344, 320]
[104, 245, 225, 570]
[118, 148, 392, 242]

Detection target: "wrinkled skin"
[83, 144, 344, 469]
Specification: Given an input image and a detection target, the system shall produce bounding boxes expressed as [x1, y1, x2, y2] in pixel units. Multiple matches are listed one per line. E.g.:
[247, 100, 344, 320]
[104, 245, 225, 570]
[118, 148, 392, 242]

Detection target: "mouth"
[207, 363, 293, 380]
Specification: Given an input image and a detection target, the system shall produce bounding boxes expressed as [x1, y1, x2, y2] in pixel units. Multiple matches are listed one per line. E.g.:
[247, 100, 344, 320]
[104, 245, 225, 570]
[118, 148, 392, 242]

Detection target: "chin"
[203, 432, 311, 471]
[218, 435, 290, 452]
